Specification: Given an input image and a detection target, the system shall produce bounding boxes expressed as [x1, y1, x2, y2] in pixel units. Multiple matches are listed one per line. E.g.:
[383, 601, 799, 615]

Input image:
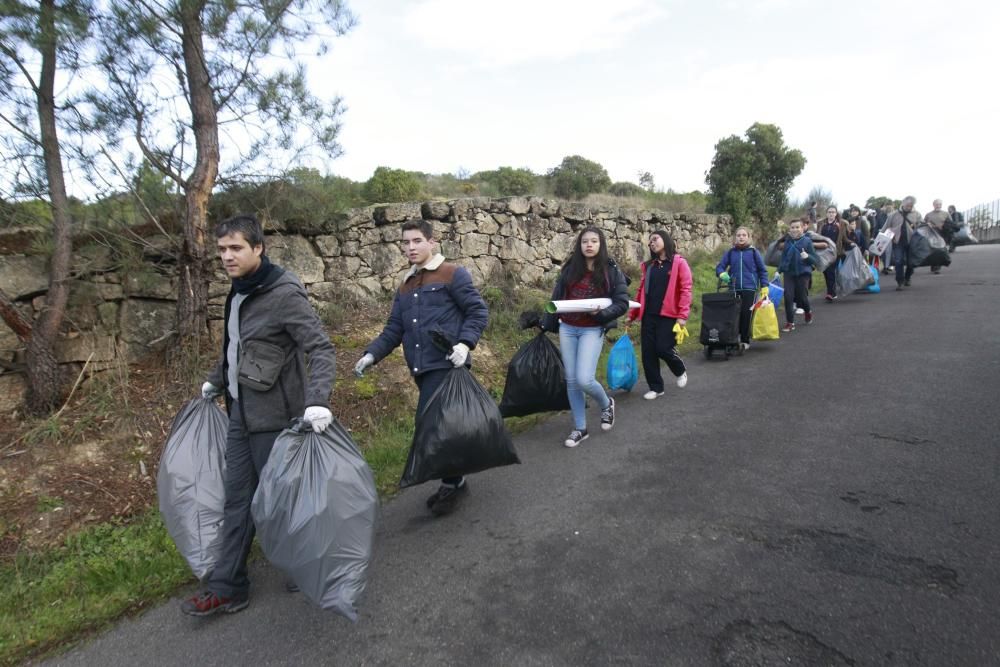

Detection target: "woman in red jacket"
[626, 230, 692, 400]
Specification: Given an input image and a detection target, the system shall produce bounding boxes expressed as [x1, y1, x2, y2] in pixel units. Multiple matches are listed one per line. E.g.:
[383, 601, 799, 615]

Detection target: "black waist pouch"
[237, 340, 286, 391]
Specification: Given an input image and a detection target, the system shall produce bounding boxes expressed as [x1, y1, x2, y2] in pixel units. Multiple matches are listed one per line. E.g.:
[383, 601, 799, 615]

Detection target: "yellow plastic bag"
[751, 303, 780, 341]
[672, 322, 689, 344]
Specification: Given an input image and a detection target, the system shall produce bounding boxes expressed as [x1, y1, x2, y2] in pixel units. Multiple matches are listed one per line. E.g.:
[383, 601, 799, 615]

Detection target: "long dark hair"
[649, 229, 675, 262]
[563, 225, 610, 288]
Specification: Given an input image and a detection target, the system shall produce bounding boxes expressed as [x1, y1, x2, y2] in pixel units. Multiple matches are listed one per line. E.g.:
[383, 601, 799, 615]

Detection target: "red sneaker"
[804, 312, 813, 324]
[181, 591, 249, 617]
[782, 322, 795, 333]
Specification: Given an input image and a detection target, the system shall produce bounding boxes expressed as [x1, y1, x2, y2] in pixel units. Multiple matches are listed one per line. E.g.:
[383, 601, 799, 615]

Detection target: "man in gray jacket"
[882, 196, 921, 290]
[182, 214, 336, 616]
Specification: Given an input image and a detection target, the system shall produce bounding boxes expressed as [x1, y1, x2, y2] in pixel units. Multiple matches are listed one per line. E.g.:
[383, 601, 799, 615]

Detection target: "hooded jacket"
[715, 245, 768, 291]
[207, 266, 336, 433]
[778, 235, 819, 276]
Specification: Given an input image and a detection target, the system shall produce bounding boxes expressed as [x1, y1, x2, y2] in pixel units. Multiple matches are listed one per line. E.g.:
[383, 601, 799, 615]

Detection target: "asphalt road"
[45, 246, 1000, 667]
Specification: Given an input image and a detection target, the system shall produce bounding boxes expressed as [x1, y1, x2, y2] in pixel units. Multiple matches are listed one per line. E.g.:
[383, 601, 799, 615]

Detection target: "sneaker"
[181, 591, 249, 617]
[824, 294, 833, 302]
[740, 342, 750, 351]
[895, 285, 903, 291]
[600, 397, 616, 431]
[783, 322, 795, 333]
[564, 429, 589, 448]
[804, 312, 813, 324]
[904, 279, 911, 286]
[676, 372, 688, 388]
[795, 307, 805, 315]
[643, 390, 664, 400]
[285, 580, 300, 593]
[429, 481, 468, 517]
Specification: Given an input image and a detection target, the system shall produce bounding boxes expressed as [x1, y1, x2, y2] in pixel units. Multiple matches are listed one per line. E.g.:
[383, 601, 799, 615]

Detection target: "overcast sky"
[306, 0, 999, 213]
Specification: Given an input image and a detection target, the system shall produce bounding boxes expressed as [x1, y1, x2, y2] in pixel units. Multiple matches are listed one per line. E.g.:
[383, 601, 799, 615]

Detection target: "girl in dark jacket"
[715, 226, 768, 351]
[820, 206, 845, 301]
[626, 230, 693, 400]
[541, 226, 629, 448]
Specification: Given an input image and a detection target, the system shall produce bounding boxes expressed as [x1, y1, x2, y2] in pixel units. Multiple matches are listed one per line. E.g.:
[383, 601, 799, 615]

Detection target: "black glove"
[518, 310, 542, 330]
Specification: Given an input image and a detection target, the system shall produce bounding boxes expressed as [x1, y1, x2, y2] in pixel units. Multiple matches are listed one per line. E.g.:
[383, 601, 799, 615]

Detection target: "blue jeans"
[559, 323, 610, 430]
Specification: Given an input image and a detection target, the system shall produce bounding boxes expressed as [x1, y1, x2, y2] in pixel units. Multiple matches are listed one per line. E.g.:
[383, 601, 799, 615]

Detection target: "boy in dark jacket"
[183, 214, 336, 617]
[715, 226, 768, 350]
[354, 219, 488, 516]
[778, 218, 819, 331]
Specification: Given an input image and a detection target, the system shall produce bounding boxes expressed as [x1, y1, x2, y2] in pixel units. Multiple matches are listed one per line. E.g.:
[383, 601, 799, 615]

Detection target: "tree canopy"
[705, 123, 805, 230]
[547, 155, 611, 199]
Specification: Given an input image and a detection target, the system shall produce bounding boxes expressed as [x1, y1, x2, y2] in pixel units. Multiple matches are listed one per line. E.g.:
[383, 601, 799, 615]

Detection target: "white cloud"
[401, 0, 668, 68]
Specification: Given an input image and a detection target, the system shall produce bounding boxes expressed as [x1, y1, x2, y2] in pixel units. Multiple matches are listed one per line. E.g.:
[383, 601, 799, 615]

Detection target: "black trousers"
[415, 368, 463, 485]
[640, 314, 686, 392]
[823, 264, 837, 297]
[207, 400, 281, 599]
[736, 290, 756, 343]
[782, 274, 811, 323]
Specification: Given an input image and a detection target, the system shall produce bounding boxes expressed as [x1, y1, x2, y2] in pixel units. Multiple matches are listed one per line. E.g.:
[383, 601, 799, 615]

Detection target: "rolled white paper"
[546, 298, 642, 314]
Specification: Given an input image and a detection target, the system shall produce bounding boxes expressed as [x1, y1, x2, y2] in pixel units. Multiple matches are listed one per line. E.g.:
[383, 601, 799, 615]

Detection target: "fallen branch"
[54, 352, 95, 419]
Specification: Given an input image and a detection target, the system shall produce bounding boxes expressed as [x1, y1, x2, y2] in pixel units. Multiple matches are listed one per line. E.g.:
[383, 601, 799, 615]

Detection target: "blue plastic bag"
[766, 277, 784, 309]
[866, 264, 880, 293]
[606, 335, 638, 391]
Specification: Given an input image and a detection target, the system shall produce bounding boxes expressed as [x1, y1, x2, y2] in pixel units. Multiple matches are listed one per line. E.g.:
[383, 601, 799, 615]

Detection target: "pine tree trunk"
[174, 0, 219, 350]
[24, 0, 74, 414]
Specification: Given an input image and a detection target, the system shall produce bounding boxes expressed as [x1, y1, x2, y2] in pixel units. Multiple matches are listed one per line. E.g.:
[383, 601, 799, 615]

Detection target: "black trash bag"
[251, 418, 378, 622]
[909, 225, 951, 268]
[499, 331, 571, 418]
[157, 397, 228, 581]
[400, 366, 519, 488]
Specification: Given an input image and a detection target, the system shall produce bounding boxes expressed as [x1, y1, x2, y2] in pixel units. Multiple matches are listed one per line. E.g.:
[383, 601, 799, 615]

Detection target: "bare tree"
[0, 0, 91, 414]
[87, 1, 355, 352]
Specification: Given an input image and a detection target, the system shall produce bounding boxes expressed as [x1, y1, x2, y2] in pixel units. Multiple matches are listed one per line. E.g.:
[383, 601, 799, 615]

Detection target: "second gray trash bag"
[157, 397, 228, 581]
[251, 418, 378, 622]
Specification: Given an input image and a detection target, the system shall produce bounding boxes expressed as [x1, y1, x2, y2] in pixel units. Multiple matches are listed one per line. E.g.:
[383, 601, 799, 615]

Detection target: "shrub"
[547, 155, 612, 199]
[608, 181, 645, 197]
[362, 167, 422, 203]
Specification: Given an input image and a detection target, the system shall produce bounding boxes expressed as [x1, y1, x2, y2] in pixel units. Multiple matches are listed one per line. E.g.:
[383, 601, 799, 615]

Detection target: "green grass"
[0, 513, 192, 666]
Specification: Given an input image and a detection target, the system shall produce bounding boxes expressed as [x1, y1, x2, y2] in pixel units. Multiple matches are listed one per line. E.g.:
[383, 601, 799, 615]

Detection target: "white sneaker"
[676, 372, 688, 388]
[741, 342, 750, 351]
[643, 390, 664, 400]
[795, 307, 805, 315]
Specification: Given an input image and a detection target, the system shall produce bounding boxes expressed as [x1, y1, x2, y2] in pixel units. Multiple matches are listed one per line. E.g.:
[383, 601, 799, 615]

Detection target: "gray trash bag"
[836, 247, 870, 296]
[157, 397, 228, 581]
[251, 418, 378, 622]
[954, 226, 978, 246]
[764, 232, 836, 272]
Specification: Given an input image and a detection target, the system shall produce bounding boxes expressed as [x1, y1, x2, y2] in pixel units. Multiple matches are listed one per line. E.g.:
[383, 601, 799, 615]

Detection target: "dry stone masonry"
[0, 196, 731, 410]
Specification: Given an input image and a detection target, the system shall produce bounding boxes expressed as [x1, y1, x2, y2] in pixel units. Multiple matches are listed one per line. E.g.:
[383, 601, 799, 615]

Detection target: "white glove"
[354, 353, 375, 377]
[303, 406, 333, 433]
[447, 342, 470, 367]
[201, 382, 221, 399]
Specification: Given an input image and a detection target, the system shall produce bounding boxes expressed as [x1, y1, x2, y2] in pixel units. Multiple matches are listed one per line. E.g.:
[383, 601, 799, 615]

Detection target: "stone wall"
[0, 196, 731, 410]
